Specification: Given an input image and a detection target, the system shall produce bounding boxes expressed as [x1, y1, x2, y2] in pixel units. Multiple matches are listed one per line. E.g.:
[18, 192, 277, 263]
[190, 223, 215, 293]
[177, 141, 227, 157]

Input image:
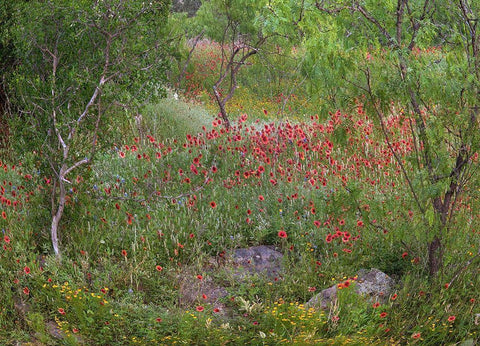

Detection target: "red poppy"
[278, 230, 287, 239]
[23, 287, 30, 295]
[213, 308, 220, 313]
[4, 235, 10, 243]
[24, 266, 30, 275]
[156, 317, 162, 322]
[210, 201, 217, 208]
[1, 211, 6, 219]
[196, 275, 203, 280]
[196, 306, 204, 312]
[72, 328, 79, 333]
[202, 294, 207, 300]
[391, 294, 397, 300]
[447, 315, 456, 322]
[372, 302, 380, 308]
[58, 308, 66, 315]
[258, 195, 265, 201]
[379, 312, 387, 318]
[412, 333, 421, 339]
[357, 220, 364, 227]
[401, 252, 408, 259]
[156, 265, 163, 272]
[121, 249, 127, 257]
[119, 151, 125, 158]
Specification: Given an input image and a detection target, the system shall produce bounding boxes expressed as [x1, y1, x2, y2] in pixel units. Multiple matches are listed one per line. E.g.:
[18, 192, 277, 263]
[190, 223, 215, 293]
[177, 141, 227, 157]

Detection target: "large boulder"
[178, 245, 283, 310]
[229, 245, 283, 279]
[306, 268, 395, 309]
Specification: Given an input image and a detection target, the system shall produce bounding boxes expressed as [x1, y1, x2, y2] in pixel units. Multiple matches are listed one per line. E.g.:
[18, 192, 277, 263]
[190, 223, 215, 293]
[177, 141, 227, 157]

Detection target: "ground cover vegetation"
[0, 0, 479, 344]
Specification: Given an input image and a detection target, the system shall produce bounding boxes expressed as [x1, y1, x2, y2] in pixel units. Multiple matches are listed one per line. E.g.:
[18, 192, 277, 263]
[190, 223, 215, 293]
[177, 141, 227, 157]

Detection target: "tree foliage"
[4, 0, 172, 256]
[303, 0, 480, 275]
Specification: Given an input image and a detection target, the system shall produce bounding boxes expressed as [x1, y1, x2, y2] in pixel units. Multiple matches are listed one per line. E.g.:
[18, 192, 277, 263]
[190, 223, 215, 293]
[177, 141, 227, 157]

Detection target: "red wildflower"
[119, 151, 125, 158]
[196, 306, 204, 312]
[1, 211, 6, 219]
[156, 265, 163, 272]
[72, 328, 79, 333]
[210, 201, 217, 208]
[391, 294, 397, 300]
[156, 317, 162, 322]
[4, 235, 10, 243]
[357, 220, 364, 227]
[277, 230, 287, 238]
[202, 294, 208, 300]
[447, 315, 456, 322]
[196, 275, 203, 280]
[213, 308, 220, 313]
[24, 266, 30, 275]
[23, 287, 30, 295]
[401, 252, 408, 259]
[379, 312, 387, 318]
[372, 302, 380, 308]
[412, 333, 421, 339]
[258, 195, 265, 201]
[58, 308, 66, 315]
[121, 249, 127, 257]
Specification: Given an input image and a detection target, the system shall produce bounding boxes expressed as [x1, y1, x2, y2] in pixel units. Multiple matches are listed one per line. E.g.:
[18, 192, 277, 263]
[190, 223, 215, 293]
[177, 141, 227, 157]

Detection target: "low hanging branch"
[213, 43, 259, 129]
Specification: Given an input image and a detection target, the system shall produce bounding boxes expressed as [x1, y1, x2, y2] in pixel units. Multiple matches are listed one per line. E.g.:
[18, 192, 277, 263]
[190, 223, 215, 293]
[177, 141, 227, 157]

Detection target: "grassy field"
[1, 43, 479, 345]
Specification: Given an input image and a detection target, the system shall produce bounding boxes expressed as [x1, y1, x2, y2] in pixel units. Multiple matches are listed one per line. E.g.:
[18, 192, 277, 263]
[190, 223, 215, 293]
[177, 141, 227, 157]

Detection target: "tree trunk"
[51, 166, 67, 258]
[427, 235, 443, 277]
[0, 82, 10, 150]
[213, 86, 231, 128]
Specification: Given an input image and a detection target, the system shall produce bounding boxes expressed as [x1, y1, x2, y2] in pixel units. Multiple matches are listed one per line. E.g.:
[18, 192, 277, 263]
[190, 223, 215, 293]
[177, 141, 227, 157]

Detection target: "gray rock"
[229, 245, 283, 278]
[355, 268, 394, 300]
[178, 246, 284, 311]
[306, 285, 338, 310]
[306, 268, 395, 309]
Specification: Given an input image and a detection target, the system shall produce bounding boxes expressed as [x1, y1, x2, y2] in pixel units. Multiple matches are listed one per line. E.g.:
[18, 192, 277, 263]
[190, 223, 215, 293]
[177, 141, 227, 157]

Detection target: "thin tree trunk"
[427, 235, 443, 277]
[51, 165, 67, 258]
[176, 31, 204, 89]
[213, 85, 231, 128]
